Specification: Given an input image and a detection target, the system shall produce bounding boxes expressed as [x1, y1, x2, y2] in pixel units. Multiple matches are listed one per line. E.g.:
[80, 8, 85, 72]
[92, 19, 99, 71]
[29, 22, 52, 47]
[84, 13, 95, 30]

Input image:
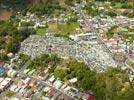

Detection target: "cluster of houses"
[0, 53, 95, 100]
[17, 12, 76, 31]
[9, 77, 40, 98]
[98, 16, 134, 55]
[23, 65, 81, 99]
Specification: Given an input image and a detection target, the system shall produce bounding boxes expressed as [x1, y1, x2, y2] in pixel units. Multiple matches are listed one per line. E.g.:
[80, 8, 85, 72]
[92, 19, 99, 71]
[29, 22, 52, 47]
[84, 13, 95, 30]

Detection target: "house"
[69, 78, 77, 83]
[17, 81, 24, 88]
[10, 84, 17, 92]
[29, 80, 35, 87]
[48, 75, 55, 83]
[82, 92, 95, 100]
[29, 86, 36, 94]
[43, 86, 51, 93]
[0, 67, 6, 75]
[58, 94, 69, 100]
[7, 53, 14, 58]
[52, 91, 61, 100]
[28, 69, 35, 75]
[47, 88, 57, 98]
[0, 78, 12, 91]
[23, 77, 31, 84]
[42, 96, 50, 100]
[64, 86, 71, 93]
[0, 60, 5, 66]
[7, 69, 17, 78]
[0, 78, 4, 83]
[53, 80, 63, 89]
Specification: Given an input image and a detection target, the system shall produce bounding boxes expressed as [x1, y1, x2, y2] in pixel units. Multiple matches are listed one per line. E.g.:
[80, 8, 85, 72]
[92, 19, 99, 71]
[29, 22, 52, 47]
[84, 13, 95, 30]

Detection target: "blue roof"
[0, 67, 6, 74]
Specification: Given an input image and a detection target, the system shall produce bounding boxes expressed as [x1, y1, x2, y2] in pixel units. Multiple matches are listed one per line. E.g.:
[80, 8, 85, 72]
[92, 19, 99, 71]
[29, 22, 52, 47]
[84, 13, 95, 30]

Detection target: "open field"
[56, 22, 79, 37]
[0, 9, 12, 20]
[36, 27, 46, 36]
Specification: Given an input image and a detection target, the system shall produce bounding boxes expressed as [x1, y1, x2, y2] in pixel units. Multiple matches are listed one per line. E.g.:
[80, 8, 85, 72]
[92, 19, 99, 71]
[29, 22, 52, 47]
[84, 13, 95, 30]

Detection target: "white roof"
[5, 77, 12, 81]
[7, 69, 13, 75]
[0, 84, 5, 89]
[23, 77, 31, 84]
[10, 84, 17, 91]
[69, 78, 77, 83]
[64, 86, 71, 92]
[43, 87, 51, 92]
[53, 80, 63, 89]
[0, 80, 9, 86]
[11, 70, 17, 76]
[9, 97, 19, 100]
[49, 75, 55, 82]
[0, 78, 4, 83]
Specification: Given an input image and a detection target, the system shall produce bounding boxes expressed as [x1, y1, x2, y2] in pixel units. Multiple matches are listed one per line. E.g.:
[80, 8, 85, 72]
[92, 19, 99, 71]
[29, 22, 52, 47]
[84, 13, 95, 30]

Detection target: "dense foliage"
[27, 54, 60, 70]
[0, 0, 31, 10]
[0, 0, 60, 15]
[95, 0, 132, 2]
[0, 21, 35, 59]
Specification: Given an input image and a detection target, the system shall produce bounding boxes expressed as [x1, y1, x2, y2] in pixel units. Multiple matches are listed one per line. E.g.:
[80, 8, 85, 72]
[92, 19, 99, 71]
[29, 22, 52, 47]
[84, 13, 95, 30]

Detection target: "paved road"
[18, 71, 75, 100]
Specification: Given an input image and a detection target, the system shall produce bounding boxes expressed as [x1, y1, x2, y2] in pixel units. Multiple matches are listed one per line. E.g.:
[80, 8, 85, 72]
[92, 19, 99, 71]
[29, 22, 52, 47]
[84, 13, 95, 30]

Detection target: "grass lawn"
[6, 91, 16, 98]
[36, 28, 46, 36]
[56, 22, 79, 37]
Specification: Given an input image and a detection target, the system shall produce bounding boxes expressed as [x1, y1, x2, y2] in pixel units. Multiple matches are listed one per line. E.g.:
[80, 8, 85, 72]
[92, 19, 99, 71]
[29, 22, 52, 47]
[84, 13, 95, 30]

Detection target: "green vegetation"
[95, 0, 132, 3]
[53, 58, 133, 100]
[0, 20, 35, 60]
[122, 33, 134, 43]
[56, 21, 79, 37]
[27, 54, 60, 70]
[36, 27, 46, 36]
[111, 2, 134, 18]
[6, 91, 16, 98]
[118, 26, 134, 43]
[106, 26, 118, 39]
[111, 2, 134, 9]
[65, 0, 80, 6]
[106, 25, 134, 42]
[0, 0, 81, 16]
[27, 54, 134, 100]
[84, 2, 99, 17]
[1, 72, 8, 77]
[19, 53, 30, 62]
[28, 0, 61, 15]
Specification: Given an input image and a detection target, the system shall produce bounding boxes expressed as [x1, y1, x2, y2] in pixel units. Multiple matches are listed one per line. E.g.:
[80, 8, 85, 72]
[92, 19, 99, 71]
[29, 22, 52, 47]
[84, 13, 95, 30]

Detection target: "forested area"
[27, 54, 134, 100]
[0, 20, 35, 60]
[0, 0, 79, 15]
[95, 0, 132, 2]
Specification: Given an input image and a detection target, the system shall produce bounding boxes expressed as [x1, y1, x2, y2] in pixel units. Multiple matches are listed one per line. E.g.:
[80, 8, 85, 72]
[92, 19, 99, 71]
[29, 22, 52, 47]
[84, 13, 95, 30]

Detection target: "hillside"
[0, 0, 78, 15]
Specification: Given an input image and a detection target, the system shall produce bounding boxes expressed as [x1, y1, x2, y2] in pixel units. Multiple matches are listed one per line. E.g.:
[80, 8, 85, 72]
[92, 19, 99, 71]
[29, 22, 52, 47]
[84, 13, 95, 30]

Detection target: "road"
[0, 59, 75, 100]
[18, 70, 75, 100]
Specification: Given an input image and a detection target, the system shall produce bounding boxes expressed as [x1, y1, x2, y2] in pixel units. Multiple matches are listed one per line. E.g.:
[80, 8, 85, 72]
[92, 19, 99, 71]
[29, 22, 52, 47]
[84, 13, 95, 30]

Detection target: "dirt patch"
[48, 22, 58, 32]
[0, 9, 12, 20]
[59, 0, 65, 6]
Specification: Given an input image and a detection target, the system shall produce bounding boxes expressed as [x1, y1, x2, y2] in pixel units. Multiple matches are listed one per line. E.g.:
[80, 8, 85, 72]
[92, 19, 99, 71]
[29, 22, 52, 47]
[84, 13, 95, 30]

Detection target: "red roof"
[82, 92, 95, 100]
[29, 86, 36, 93]
[47, 88, 56, 97]
[16, 93, 23, 97]
[0, 60, 5, 66]
[29, 80, 35, 87]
